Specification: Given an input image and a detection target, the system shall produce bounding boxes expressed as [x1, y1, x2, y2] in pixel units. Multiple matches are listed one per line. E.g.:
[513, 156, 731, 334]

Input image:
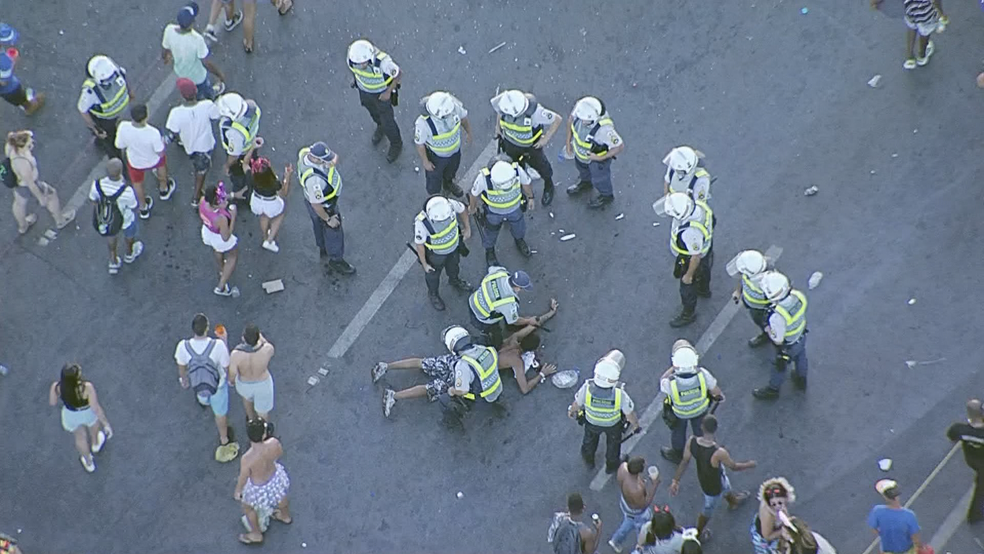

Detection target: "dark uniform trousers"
[424, 150, 461, 195]
[93, 116, 123, 160]
[305, 201, 345, 261]
[359, 90, 402, 146]
[581, 422, 623, 472]
[671, 412, 706, 453]
[970, 466, 984, 522]
[680, 248, 714, 313]
[424, 248, 462, 295]
[499, 139, 555, 193]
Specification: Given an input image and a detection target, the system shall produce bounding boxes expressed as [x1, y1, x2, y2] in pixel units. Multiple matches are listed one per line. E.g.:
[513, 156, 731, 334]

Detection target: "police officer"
[728, 249, 772, 347]
[443, 325, 505, 424]
[413, 195, 473, 311]
[753, 271, 809, 400]
[658, 340, 724, 463]
[659, 192, 715, 328]
[468, 266, 541, 348]
[468, 157, 534, 267]
[216, 92, 261, 203]
[78, 55, 133, 161]
[564, 96, 624, 209]
[568, 350, 639, 474]
[347, 39, 402, 163]
[663, 146, 711, 202]
[491, 89, 562, 206]
[297, 141, 356, 275]
[414, 91, 471, 197]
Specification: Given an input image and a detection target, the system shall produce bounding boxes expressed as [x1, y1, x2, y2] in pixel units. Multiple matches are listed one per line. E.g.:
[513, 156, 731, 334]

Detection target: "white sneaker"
[371, 362, 388, 383]
[608, 539, 623, 553]
[108, 257, 121, 275]
[91, 430, 107, 453]
[204, 26, 218, 43]
[382, 389, 396, 417]
[917, 40, 935, 66]
[262, 240, 280, 253]
[80, 455, 96, 473]
[123, 241, 144, 263]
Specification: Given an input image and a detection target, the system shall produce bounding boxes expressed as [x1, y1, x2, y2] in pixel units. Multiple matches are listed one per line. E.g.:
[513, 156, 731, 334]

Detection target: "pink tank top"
[199, 201, 231, 233]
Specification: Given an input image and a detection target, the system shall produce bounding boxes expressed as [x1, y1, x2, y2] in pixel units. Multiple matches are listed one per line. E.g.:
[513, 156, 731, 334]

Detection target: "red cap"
[176, 77, 197, 100]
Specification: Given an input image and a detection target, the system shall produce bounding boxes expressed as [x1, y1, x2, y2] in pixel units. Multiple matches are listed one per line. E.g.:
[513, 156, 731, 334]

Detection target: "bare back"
[242, 438, 282, 485]
[617, 464, 648, 509]
[231, 343, 274, 382]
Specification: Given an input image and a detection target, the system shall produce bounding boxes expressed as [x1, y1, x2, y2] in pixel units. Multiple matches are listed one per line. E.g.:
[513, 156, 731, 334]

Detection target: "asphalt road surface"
[2, 1, 984, 553]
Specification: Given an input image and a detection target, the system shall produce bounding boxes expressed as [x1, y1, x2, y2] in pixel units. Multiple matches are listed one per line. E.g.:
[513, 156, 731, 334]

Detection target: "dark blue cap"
[309, 141, 333, 161]
[510, 270, 532, 290]
[177, 2, 199, 28]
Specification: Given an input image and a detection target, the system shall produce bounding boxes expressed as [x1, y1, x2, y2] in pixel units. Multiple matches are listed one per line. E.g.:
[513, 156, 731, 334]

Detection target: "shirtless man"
[608, 456, 660, 552]
[229, 324, 275, 421]
[496, 322, 558, 394]
[234, 417, 291, 544]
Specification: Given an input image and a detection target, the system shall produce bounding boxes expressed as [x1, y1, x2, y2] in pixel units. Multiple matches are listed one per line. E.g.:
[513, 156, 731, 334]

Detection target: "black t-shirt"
[947, 422, 984, 470]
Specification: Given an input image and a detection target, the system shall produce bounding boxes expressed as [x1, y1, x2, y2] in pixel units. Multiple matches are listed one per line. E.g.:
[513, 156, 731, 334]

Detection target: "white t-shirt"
[88, 177, 138, 229]
[115, 122, 165, 169]
[659, 367, 718, 395]
[174, 337, 230, 386]
[413, 199, 466, 245]
[162, 24, 209, 84]
[166, 101, 219, 155]
[470, 165, 532, 197]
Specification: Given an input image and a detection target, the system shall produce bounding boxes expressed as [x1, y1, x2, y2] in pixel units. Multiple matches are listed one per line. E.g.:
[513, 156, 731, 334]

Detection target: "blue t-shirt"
[0, 74, 21, 95]
[867, 504, 919, 553]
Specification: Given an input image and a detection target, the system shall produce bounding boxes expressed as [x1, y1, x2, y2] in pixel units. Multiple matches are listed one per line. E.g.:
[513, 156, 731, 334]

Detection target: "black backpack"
[0, 158, 18, 189]
[549, 517, 583, 554]
[91, 179, 126, 237]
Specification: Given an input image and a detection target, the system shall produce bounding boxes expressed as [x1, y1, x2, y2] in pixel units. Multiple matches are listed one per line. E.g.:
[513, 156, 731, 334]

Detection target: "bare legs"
[213, 248, 239, 290]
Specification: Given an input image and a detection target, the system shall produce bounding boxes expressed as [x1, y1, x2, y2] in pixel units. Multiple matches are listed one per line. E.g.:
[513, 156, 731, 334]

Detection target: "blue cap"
[0, 53, 12, 79]
[0, 24, 18, 46]
[177, 2, 199, 28]
[509, 270, 532, 290]
[309, 141, 334, 161]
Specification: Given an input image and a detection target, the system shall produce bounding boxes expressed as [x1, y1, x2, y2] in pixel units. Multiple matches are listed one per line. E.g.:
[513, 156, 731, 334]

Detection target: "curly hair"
[759, 477, 796, 504]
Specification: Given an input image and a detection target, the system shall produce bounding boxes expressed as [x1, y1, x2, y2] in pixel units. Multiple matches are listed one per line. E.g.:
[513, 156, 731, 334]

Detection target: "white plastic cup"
[648, 465, 660, 480]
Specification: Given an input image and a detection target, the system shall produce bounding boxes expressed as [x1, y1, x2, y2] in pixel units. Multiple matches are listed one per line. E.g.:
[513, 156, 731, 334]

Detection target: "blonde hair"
[759, 477, 796, 504]
[6, 130, 32, 150]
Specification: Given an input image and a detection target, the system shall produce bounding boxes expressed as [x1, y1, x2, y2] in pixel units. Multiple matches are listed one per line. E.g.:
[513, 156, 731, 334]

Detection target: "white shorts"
[61, 406, 98, 432]
[905, 16, 939, 37]
[201, 225, 238, 253]
[250, 193, 285, 218]
[235, 374, 275, 414]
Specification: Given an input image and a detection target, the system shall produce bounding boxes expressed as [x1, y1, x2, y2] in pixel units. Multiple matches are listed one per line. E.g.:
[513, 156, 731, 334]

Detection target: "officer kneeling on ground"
[468, 267, 544, 348]
[569, 350, 640, 474]
[442, 325, 507, 424]
[659, 340, 724, 464]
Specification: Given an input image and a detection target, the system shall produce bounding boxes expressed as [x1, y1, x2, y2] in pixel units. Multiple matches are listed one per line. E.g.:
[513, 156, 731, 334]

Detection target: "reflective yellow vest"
[416, 211, 459, 255]
[669, 372, 710, 418]
[297, 147, 342, 206]
[349, 52, 394, 93]
[584, 383, 622, 427]
[460, 346, 502, 402]
[670, 201, 713, 257]
[220, 104, 261, 153]
[571, 117, 613, 162]
[469, 271, 517, 322]
[741, 274, 769, 308]
[479, 163, 522, 214]
[772, 290, 807, 344]
[82, 74, 129, 119]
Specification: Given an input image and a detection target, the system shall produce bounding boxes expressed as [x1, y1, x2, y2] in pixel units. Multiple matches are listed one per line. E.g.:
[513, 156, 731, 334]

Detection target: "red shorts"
[127, 154, 167, 183]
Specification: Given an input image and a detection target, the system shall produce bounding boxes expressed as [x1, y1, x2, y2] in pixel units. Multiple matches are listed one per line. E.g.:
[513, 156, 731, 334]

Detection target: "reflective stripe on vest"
[668, 168, 710, 195]
[297, 148, 342, 204]
[460, 346, 502, 402]
[221, 105, 261, 152]
[741, 274, 769, 308]
[422, 115, 461, 154]
[584, 383, 622, 426]
[670, 201, 713, 256]
[499, 100, 542, 146]
[669, 372, 710, 418]
[772, 290, 807, 344]
[571, 117, 613, 161]
[470, 271, 517, 321]
[416, 211, 459, 254]
[349, 52, 394, 93]
[82, 75, 129, 119]
[479, 164, 522, 214]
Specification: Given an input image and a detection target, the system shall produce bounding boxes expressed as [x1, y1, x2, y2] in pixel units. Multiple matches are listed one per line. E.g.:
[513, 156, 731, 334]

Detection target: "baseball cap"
[509, 270, 532, 290]
[176, 77, 198, 100]
[177, 2, 200, 29]
[0, 23, 18, 46]
[309, 141, 334, 161]
[0, 53, 12, 79]
[875, 479, 900, 499]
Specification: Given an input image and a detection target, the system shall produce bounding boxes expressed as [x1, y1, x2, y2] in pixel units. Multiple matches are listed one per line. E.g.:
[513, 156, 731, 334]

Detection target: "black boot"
[371, 126, 385, 146]
[587, 194, 614, 209]
[660, 446, 684, 463]
[448, 277, 472, 291]
[485, 248, 499, 268]
[753, 386, 780, 400]
[669, 309, 696, 328]
[515, 238, 532, 258]
[748, 333, 770, 348]
[541, 182, 555, 207]
[328, 259, 357, 275]
[566, 181, 592, 196]
[386, 142, 403, 163]
[792, 372, 807, 391]
[444, 182, 464, 198]
[428, 292, 446, 311]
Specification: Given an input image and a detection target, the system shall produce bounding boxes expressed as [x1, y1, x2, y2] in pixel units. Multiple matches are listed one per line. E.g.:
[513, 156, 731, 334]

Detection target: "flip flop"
[238, 534, 263, 545]
[18, 213, 37, 235]
[56, 208, 76, 230]
[272, 510, 292, 524]
[243, 39, 253, 54]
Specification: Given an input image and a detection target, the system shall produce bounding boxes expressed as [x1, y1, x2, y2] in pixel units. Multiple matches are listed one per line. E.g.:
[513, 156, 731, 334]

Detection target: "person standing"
[412, 194, 472, 311]
[47, 363, 113, 473]
[165, 78, 221, 207]
[230, 324, 275, 421]
[78, 55, 132, 161]
[867, 480, 922, 554]
[752, 271, 809, 400]
[414, 91, 471, 197]
[234, 417, 291, 545]
[607, 457, 659, 553]
[659, 340, 724, 463]
[468, 156, 535, 267]
[568, 351, 640, 474]
[297, 141, 356, 274]
[564, 96, 624, 209]
[946, 398, 984, 523]
[199, 184, 240, 297]
[727, 249, 772, 347]
[116, 103, 175, 216]
[246, 157, 290, 252]
[663, 146, 711, 202]
[216, 92, 262, 202]
[347, 39, 403, 163]
[468, 266, 540, 348]
[669, 415, 755, 541]
[175, 313, 239, 461]
[490, 89, 562, 206]
[4, 130, 75, 234]
[89, 158, 143, 274]
[658, 192, 715, 328]
[548, 493, 602, 554]
[162, 3, 226, 101]
[0, 53, 44, 115]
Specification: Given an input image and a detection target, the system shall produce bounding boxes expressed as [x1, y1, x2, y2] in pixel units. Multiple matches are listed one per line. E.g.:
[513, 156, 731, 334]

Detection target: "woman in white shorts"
[247, 157, 291, 253]
[199, 184, 240, 297]
[48, 363, 113, 473]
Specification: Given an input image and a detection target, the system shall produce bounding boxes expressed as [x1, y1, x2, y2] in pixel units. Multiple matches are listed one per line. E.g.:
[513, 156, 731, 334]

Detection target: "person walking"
[901, 0, 947, 70]
[752, 271, 809, 399]
[175, 313, 239, 462]
[751, 477, 795, 554]
[658, 192, 715, 328]
[564, 96, 624, 209]
[636, 508, 686, 554]
[78, 55, 132, 161]
[867, 480, 923, 554]
[89, 158, 143, 274]
[204, 0, 289, 52]
[297, 142, 355, 274]
[727, 249, 773, 347]
[412, 194, 472, 311]
[246, 156, 291, 252]
[490, 89, 562, 206]
[668, 415, 755, 541]
[548, 493, 602, 554]
[216, 92, 262, 202]
[947, 398, 984, 523]
[347, 39, 403, 163]
[414, 91, 471, 197]
[568, 351, 640, 474]
[199, 184, 240, 297]
[659, 340, 724, 464]
[0, 53, 44, 115]
[162, 2, 226, 100]
[234, 417, 291, 544]
[4, 130, 75, 234]
[230, 324, 275, 421]
[607, 457, 659, 553]
[468, 156, 535, 267]
[47, 363, 113, 473]
[116, 103, 175, 217]
[165, 78, 220, 207]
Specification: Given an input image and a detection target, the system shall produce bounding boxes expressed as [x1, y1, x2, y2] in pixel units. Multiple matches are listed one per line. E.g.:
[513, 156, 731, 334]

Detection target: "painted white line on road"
[325, 138, 500, 359]
[930, 484, 973, 553]
[589, 245, 783, 492]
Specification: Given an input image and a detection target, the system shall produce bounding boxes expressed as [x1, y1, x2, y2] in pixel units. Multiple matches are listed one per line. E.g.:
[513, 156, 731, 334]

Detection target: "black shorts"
[190, 152, 212, 174]
[1, 83, 28, 107]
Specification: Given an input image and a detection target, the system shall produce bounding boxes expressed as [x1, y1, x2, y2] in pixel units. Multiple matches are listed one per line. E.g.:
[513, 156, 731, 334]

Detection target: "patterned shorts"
[242, 462, 290, 511]
[420, 354, 457, 400]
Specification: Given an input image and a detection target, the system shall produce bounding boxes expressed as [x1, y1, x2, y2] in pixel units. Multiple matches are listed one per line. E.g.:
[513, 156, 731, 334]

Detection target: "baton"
[620, 427, 643, 444]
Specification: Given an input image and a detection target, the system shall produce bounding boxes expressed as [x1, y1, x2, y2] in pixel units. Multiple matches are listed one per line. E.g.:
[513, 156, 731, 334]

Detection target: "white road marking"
[929, 485, 973, 553]
[589, 245, 783, 492]
[325, 138, 500, 359]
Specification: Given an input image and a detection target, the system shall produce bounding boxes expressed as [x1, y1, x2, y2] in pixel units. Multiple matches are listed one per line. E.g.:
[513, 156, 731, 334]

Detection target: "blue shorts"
[701, 470, 732, 517]
[197, 380, 230, 417]
[195, 75, 215, 101]
[123, 216, 138, 239]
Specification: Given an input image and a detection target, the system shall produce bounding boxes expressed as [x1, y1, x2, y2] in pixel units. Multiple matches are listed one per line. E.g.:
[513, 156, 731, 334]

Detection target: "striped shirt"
[904, 0, 939, 24]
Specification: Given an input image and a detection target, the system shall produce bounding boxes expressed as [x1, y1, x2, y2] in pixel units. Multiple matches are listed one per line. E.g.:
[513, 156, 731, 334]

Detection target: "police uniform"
[665, 165, 712, 202]
[298, 147, 349, 268]
[219, 100, 261, 198]
[470, 161, 532, 254]
[349, 49, 402, 152]
[413, 197, 469, 297]
[741, 272, 771, 345]
[468, 266, 521, 347]
[494, 94, 559, 203]
[568, 112, 623, 201]
[78, 67, 131, 159]
[574, 380, 635, 472]
[660, 367, 717, 457]
[670, 200, 714, 324]
[415, 94, 467, 195]
[764, 289, 808, 391]
[452, 344, 503, 404]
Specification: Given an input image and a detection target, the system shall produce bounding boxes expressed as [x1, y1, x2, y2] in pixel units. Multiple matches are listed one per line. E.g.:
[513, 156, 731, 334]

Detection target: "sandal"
[272, 510, 292, 524]
[238, 534, 263, 545]
[56, 209, 76, 230]
[243, 39, 253, 54]
[18, 213, 37, 235]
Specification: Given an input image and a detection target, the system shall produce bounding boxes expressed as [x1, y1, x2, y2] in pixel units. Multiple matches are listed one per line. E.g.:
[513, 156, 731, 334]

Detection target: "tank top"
[199, 201, 231, 233]
[691, 436, 723, 496]
[58, 383, 90, 412]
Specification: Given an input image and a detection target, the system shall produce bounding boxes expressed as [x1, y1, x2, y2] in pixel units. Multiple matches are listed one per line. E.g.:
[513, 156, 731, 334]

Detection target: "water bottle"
[557, 143, 574, 161]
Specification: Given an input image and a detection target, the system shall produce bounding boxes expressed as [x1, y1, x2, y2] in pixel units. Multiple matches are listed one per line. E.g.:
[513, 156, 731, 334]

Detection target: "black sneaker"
[748, 333, 770, 348]
[328, 259, 356, 275]
[386, 143, 402, 163]
[429, 292, 446, 311]
[224, 10, 244, 32]
[753, 386, 780, 400]
[587, 194, 614, 209]
[371, 126, 385, 146]
[515, 238, 532, 258]
[660, 446, 683, 463]
[792, 372, 807, 391]
[444, 182, 464, 198]
[485, 248, 499, 268]
[669, 311, 696, 328]
[448, 277, 472, 291]
[159, 178, 176, 201]
[566, 181, 592, 196]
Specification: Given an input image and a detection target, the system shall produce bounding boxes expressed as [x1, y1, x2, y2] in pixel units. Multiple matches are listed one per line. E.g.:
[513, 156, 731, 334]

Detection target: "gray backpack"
[549, 517, 582, 554]
[185, 339, 220, 398]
